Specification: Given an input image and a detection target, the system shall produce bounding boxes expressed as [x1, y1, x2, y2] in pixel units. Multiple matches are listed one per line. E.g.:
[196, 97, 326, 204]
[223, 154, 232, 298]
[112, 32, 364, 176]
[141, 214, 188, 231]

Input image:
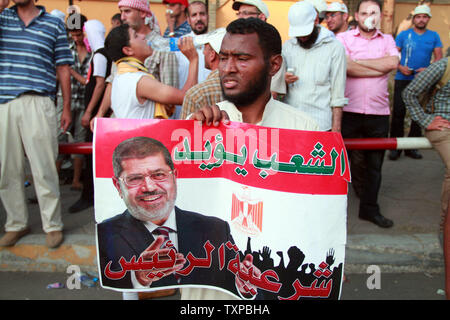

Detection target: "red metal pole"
[344, 138, 398, 150]
[58, 137, 433, 154]
[59, 142, 93, 155]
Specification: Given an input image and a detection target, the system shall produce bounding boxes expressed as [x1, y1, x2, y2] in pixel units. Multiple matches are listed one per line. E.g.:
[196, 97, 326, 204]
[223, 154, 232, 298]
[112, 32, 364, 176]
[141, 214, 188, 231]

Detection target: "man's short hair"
[225, 18, 281, 60]
[187, 0, 207, 16]
[105, 24, 130, 62]
[356, 0, 382, 12]
[112, 13, 122, 22]
[112, 136, 175, 178]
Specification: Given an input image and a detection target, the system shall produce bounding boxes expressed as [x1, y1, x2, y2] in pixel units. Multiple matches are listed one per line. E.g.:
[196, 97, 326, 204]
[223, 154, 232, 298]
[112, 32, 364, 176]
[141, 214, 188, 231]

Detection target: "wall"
[34, 0, 167, 34]
[28, 0, 450, 52]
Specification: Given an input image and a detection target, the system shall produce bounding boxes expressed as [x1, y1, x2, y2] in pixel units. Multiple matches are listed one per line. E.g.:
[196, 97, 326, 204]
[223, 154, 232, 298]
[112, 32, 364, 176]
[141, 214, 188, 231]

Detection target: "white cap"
[195, 28, 227, 54]
[288, 1, 317, 38]
[326, 2, 348, 13]
[304, 0, 327, 13]
[413, 4, 432, 17]
[232, 0, 270, 19]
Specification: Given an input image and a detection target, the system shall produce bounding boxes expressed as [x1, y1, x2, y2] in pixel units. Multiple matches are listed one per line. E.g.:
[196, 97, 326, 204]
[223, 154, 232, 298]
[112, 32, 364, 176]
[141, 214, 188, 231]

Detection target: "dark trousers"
[80, 130, 94, 202]
[342, 112, 390, 217]
[390, 80, 422, 139]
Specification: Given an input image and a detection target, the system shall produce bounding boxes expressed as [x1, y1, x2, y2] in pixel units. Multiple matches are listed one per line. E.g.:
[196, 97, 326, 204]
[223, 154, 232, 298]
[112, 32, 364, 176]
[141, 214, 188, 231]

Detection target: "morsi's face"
[113, 154, 177, 225]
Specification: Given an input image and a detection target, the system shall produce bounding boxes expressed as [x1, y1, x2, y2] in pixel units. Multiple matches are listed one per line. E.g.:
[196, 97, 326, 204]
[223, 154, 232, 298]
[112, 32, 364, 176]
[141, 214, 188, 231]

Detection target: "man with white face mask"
[336, 0, 399, 229]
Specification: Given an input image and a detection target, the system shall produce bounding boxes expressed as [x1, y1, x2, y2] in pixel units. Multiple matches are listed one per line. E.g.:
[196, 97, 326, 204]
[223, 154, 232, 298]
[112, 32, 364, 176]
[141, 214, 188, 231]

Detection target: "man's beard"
[192, 22, 207, 35]
[297, 26, 319, 49]
[221, 63, 270, 107]
[414, 21, 428, 30]
[13, 0, 33, 6]
[122, 187, 177, 223]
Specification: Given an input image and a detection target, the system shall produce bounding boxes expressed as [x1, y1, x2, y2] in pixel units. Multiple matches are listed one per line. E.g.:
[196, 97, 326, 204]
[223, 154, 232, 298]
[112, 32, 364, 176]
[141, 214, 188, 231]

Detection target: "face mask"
[363, 4, 381, 31]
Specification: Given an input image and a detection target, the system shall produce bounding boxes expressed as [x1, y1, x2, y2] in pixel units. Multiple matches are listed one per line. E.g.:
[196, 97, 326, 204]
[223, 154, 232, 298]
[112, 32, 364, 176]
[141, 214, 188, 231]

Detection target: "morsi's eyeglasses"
[120, 170, 174, 187]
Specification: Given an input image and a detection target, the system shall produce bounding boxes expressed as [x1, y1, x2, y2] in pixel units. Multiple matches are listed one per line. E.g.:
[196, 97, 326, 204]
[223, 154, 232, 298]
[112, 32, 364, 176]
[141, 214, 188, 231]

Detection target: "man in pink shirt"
[336, 0, 399, 228]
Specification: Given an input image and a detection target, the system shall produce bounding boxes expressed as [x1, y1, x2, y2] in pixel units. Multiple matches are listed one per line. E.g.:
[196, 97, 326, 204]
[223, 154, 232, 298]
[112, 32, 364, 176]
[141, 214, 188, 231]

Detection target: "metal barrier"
[59, 137, 433, 154]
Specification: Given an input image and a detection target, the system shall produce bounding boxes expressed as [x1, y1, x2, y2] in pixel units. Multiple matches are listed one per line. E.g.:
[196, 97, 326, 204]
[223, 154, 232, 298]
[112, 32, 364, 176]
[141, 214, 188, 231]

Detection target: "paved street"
[0, 271, 446, 300]
[0, 149, 448, 301]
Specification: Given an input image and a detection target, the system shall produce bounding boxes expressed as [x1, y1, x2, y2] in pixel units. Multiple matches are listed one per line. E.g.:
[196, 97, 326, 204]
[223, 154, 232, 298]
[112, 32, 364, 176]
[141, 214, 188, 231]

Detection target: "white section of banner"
[95, 177, 347, 270]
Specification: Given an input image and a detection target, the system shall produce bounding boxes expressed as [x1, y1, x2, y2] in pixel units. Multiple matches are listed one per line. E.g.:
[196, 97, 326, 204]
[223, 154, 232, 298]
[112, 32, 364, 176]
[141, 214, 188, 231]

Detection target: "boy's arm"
[137, 37, 198, 105]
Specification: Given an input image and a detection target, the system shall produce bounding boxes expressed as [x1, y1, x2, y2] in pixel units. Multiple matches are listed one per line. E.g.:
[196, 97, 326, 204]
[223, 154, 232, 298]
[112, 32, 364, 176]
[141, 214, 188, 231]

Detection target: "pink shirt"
[336, 28, 399, 115]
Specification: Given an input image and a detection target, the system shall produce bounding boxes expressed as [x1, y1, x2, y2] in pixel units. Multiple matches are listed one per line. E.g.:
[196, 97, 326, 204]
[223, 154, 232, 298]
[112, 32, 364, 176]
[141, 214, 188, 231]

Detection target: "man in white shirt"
[173, 0, 211, 118]
[191, 18, 318, 132]
[271, 1, 347, 132]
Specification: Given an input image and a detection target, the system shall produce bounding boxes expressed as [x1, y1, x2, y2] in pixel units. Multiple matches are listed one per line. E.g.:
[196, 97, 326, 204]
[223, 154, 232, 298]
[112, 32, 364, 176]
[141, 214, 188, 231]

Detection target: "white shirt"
[92, 53, 107, 78]
[216, 97, 320, 131]
[172, 32, 211, 119]
[180, 98, 319, 300]
[272, 26, 348, 131]
[111, 72, 156, 119]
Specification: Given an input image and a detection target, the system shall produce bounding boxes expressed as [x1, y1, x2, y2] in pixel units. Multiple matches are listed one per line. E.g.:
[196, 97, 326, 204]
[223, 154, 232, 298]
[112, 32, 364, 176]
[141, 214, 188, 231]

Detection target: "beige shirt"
[181, 98, 318, 300]
[217, 97, 319, 131]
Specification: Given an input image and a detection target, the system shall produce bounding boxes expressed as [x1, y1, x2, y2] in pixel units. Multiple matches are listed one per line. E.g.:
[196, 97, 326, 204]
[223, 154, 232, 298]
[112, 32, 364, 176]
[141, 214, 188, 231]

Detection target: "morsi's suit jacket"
[97, 206, 239, 294]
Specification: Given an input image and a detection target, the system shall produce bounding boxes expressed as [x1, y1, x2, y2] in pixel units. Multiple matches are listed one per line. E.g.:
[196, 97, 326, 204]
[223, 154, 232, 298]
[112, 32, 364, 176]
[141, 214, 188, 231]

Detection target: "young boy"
[104, 23, 198, 119]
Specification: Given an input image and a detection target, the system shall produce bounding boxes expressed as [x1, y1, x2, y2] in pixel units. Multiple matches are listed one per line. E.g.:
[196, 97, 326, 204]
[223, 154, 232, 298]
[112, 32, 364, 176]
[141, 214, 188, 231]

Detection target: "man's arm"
[90, 82, 112, 132]
[137, 37, 198, 105]
[433, 47, 443, 63]
[346, 56, 385, 77]
[331, 107, 343, 132]
[81, 76, 105, 128]
[56, 64, 72, 133]
[329, 43, 347, 132]
[69, 68, 87, 85]
[403, 60, 450, 130]
[352, 55, 399, 75]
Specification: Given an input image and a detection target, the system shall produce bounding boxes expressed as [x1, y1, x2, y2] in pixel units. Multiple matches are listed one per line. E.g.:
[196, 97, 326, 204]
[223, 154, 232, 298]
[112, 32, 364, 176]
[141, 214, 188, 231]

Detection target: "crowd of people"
[0, 0, 449, 299]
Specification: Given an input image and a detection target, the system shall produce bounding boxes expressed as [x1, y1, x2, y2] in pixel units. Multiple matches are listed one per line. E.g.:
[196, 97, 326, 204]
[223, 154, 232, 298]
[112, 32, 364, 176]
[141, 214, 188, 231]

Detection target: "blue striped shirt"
[163, 20, 192, 38]
[0, 5, 73, 104]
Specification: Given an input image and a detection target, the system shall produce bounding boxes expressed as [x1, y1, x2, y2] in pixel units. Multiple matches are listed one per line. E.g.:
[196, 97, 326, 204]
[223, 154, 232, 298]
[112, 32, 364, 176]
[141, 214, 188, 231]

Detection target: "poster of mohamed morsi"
[93, 118, 350, 300]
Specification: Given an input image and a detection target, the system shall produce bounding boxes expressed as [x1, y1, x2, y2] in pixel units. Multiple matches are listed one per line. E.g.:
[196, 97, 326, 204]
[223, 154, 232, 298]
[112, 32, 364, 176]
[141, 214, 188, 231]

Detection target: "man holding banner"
[191, 18, 319, 131]
[95, 18, 348, 301]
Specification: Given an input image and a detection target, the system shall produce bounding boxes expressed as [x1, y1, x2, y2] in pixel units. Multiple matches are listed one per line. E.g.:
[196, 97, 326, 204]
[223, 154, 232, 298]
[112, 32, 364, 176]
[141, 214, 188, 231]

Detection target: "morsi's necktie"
[152, 226, 180, 282]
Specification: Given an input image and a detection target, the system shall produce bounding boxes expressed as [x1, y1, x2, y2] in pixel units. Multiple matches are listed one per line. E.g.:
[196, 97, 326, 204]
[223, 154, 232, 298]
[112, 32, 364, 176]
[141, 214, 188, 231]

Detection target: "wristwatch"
[168, 32, 175, 37]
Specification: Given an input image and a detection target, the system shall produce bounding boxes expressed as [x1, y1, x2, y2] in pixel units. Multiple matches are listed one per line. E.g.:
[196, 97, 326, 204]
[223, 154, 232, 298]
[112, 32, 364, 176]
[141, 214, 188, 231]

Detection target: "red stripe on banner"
[93, 119, 350, 195]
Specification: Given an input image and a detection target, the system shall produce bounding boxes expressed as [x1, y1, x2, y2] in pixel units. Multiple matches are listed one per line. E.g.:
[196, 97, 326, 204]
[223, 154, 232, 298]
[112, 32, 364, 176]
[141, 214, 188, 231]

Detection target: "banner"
[94, 118, 350, 300]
